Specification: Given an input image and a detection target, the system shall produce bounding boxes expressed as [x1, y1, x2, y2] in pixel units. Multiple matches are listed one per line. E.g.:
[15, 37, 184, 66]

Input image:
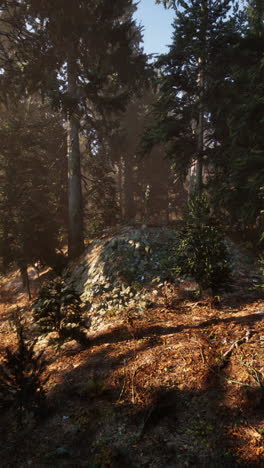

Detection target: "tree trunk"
[1, 219, 10, 274]
[117, 157, 124, 220]
[20, 264, 31, 300]
[195, 0, 208, 195]
[123, 155, 135, 222]
[196, 56, 204, 195]
[67, 57, 84, 259]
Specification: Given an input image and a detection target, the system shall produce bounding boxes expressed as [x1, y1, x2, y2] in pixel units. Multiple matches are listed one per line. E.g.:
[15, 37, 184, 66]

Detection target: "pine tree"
[0, 0, 148, 258]
[144, 1, 239, 195]
[111, 89, 187, 224]
[33, 276, 88, 345]
[0, 310, 47, 424]
[207, 0, 264, 225]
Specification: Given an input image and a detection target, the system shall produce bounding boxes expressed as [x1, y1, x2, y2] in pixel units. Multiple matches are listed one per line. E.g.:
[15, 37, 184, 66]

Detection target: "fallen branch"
[221, 329, 252, 364]
[209, 366, 257, 389]
[226, 378, 256, 388]
[117, 361, 127, 403]
[131, 367, 137, 404]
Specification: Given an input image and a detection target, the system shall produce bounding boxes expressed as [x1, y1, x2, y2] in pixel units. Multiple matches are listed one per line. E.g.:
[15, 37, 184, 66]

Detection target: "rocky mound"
[65, 226, 260, 332]
[66, 227, 178, 329]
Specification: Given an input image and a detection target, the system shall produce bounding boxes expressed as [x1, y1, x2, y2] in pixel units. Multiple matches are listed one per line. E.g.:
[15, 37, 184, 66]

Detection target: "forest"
[0, 0, 263, 466]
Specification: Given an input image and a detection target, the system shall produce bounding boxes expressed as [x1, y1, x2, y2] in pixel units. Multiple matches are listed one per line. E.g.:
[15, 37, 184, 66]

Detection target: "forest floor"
[0, 236, 264, 467]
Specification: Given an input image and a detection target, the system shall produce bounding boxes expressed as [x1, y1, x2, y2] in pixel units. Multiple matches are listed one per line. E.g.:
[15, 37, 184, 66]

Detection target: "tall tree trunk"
[196, 0, 208, 195]
[67, 57, 84, 259]
[117, 157, 124, 220]
[165, 178, 170, 224]
[1, 219, 10, 274]
[196, 58, 204, 195]
[123, 154, 135, 222]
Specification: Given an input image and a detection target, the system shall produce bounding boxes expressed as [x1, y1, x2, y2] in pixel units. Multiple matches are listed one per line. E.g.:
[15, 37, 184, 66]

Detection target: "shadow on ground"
[1, 306, 263, 468]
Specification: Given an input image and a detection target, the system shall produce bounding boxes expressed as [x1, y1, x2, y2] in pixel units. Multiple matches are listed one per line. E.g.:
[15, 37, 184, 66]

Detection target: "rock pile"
[62, 228, 260, 332]
[66, 227, 178, 328]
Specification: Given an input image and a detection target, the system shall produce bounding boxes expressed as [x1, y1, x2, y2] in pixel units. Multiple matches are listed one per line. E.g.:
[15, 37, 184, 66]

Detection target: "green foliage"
[155, 0, 176, 8]
[174, 195, 231, 291]
[143, 0, 237, 183]
[33, 277, 88, 344]
[0, 313, 47, 423]
[208, 8, 264, 226]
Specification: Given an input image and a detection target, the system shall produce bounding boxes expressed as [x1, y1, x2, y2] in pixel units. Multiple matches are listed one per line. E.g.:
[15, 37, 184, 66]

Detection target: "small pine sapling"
[0, 312, 48, 424]
[174, 194, 231, 293]
[33, 277, 88, 344]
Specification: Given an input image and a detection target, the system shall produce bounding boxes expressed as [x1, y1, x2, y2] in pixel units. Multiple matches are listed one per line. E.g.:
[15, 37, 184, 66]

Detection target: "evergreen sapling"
[174, 195, 231, 293]
[0, 313, 48, 424]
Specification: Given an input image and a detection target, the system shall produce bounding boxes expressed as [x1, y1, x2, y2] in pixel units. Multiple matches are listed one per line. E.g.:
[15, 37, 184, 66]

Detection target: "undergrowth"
[33, 276, 89, 345]
[0, 310, 48, 424]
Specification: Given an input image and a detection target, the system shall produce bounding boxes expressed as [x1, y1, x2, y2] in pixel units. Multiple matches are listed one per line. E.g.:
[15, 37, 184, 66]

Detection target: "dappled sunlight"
[0, 0, 263, 465]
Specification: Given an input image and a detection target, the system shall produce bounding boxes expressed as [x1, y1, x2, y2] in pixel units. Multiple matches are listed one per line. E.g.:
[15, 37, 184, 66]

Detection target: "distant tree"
[106, 88, 186, 225]
[0, 97, 67, 275]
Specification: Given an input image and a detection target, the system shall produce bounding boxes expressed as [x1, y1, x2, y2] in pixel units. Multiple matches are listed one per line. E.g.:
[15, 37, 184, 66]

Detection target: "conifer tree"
[145, 1, 238, 195]
[0, 0, 148, 258]
[207, 0, 264, 225]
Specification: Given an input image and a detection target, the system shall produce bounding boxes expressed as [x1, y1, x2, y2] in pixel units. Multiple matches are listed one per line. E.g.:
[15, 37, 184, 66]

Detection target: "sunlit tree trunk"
[19, 263, 31, 300]
[67, 57, 84, 259]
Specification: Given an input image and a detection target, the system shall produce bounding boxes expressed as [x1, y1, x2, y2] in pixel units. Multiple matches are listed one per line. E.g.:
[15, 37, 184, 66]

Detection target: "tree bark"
[67, 57, 84, 259]
[123, 154, 135, 222]
[117, 157, 124, 220]
[196, 57, 204, 195]
[19, 264, 31, 300]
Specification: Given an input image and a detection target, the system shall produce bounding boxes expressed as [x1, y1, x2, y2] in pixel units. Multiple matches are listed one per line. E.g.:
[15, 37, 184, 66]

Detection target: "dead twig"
[240, 359, 264, 387]
[117, 360, 127, 403]
[222, 329, 252, 363]
[226, 379, 257, 388]
[200, 346, 206, 364]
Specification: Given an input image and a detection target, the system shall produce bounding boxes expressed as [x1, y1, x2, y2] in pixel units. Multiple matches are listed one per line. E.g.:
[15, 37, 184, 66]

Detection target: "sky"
[134, 0, 175, 56]
[134, 0, 245, 57]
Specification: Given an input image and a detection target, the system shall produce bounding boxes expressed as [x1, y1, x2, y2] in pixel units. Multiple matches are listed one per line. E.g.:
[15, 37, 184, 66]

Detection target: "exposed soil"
[0, 240, 263, 467]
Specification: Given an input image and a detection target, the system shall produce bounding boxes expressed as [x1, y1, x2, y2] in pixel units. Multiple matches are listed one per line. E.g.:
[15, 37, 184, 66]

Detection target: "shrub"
[33, 276, 88, 344]
[174, 195, 231, 292]
[0, 314, 47, 424]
